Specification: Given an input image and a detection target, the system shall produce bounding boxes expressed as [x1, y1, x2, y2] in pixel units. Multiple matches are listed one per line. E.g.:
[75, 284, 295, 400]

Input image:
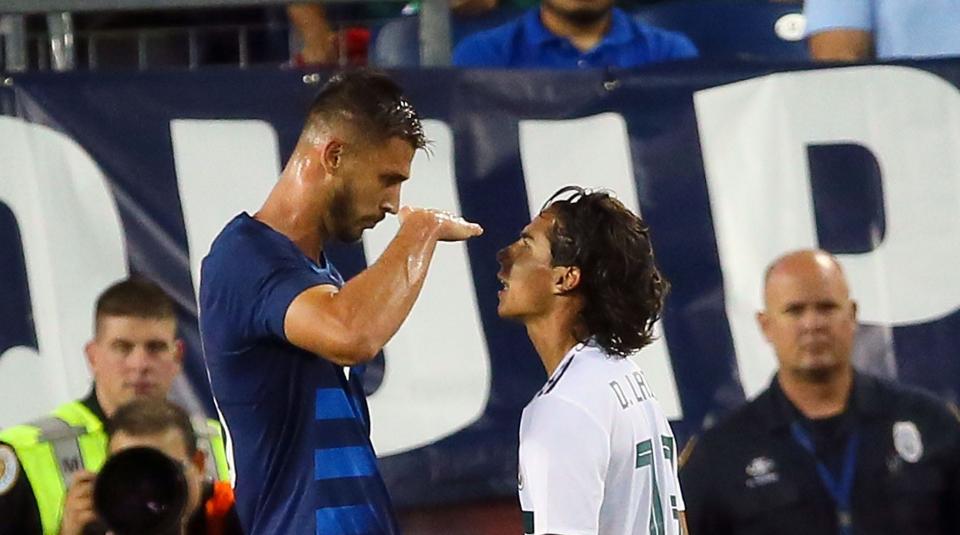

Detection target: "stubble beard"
[329, 184, 362, 243]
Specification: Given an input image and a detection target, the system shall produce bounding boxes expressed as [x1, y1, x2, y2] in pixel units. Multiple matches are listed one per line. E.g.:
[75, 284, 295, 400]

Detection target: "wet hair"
[107, 399, 197, 456]
[542, 186, 669, 358]
[95, 276, 177, 334]
[306, 69, 427, 151]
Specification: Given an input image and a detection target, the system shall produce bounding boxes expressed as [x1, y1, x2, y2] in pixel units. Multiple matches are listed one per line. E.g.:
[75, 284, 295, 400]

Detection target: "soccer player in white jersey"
[497, 186, 687, 535]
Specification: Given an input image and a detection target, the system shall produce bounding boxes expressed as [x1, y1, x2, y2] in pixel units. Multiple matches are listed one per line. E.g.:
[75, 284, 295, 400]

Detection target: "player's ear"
[554, 266, 581, 295]
[321, 139, 344, 173]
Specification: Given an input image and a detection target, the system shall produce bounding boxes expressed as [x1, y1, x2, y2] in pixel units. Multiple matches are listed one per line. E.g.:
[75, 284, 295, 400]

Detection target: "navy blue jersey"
[199, 213, 399, 535]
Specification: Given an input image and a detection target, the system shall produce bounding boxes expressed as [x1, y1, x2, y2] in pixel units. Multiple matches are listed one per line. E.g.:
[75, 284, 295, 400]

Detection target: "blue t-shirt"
[199, 213, 399, 535]
[804, 0, 960, 59]
[453, 7, 698, 68]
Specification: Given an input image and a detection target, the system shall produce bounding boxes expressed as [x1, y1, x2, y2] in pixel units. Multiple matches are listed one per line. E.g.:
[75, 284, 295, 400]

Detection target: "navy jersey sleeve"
[248, 262, 337, 341]
[200, 215, 343, 351]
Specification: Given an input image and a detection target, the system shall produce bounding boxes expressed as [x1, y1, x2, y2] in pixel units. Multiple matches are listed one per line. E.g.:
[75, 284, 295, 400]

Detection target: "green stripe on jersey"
[522, 510, 535, 534]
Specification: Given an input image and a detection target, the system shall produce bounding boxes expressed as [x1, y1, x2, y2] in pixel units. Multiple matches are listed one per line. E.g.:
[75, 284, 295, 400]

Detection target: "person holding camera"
[78, 398, 242, 535]
[0, 277, 231, 535]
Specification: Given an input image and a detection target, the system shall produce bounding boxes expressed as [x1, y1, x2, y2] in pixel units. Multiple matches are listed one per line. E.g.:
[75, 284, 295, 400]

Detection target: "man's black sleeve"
[0, 445, 43, 534]
[680, 434, 732, 535]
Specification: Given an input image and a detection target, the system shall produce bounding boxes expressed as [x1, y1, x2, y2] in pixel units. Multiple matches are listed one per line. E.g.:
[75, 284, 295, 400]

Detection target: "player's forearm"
[328, 215, 442, 361]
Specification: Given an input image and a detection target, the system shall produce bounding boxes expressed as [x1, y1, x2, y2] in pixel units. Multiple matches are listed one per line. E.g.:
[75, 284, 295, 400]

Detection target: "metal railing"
[0, 0, 451, 71]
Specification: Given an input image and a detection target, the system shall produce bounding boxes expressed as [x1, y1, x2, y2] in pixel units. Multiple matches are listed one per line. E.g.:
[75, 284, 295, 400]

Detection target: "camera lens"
[93, 446, 188, 535]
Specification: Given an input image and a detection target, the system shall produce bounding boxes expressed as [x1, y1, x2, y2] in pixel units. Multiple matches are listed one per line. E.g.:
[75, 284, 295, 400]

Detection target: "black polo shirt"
[680, 373, 960, 535]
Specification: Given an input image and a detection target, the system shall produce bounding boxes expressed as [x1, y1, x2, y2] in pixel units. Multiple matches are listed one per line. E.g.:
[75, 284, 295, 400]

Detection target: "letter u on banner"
[0, 117, 127, 427]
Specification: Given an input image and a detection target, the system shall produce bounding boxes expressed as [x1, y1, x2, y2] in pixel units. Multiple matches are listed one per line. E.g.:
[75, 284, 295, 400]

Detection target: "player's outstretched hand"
[399, 206, 483, 241]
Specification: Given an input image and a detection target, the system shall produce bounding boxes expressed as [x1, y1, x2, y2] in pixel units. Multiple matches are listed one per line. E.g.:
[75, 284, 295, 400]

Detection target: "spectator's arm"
[803, 0, 873, 62]
[287, 3, 336, 64]
[808, 29, 873, 62]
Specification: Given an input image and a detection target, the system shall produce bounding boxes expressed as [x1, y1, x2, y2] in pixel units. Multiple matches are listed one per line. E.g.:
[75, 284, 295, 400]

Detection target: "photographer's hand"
[60, 470, 97, 535]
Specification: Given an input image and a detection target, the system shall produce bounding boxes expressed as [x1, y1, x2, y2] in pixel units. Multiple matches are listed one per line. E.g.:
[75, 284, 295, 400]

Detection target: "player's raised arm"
[284, 207, 481, 365]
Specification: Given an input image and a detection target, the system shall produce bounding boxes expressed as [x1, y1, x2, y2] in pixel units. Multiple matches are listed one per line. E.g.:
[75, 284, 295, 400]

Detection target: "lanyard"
[790, 422, 859, 535]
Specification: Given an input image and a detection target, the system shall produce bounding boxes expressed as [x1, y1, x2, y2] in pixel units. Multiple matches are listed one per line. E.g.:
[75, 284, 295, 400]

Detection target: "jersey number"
[636, 436, 678, 535]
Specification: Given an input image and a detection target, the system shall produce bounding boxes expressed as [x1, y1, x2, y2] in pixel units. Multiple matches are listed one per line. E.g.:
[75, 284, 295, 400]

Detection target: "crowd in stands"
[6, 0, 958, 72]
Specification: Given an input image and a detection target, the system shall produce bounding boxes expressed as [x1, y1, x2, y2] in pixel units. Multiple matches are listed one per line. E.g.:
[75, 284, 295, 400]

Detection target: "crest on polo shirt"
[0, 445, 19, 495]
[893, 421, 923, 463]
[744, 456, 779, 488]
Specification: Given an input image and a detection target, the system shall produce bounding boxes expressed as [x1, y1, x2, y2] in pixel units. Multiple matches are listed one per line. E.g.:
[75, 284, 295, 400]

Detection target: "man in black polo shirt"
[680, 249, 960, 535]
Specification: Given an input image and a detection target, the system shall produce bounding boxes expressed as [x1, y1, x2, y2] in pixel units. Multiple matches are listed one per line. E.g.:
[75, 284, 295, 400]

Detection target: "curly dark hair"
[307, 68, 427, 151]
[542, 186, 669, 358]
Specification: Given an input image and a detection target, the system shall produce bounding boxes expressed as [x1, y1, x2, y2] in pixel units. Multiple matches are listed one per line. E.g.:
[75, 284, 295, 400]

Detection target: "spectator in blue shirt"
[805, 0, 960, 61]
[453, 0, 697, 68]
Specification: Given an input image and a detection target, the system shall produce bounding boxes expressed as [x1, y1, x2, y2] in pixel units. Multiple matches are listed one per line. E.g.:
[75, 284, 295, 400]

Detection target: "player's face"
[497, 212, 561, 320]
[758, 256, 857, 382]
[86, 316, 183, 413]
[329, 136, 414, 242]
[109, 428, 204, 524]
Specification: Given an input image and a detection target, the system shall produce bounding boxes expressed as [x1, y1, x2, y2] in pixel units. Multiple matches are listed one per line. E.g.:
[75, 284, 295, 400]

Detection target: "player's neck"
[777, 365, 854, 419]
[257, 155, 331, 261]
[525, 312, 583, 376]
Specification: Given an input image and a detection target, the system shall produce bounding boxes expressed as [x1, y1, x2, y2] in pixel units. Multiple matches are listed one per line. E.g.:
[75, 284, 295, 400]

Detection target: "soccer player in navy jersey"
[198, 69, 483, 535]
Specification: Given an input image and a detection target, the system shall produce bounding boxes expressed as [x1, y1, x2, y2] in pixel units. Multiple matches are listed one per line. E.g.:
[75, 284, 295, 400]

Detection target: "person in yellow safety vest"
[0, 276, 231, 535]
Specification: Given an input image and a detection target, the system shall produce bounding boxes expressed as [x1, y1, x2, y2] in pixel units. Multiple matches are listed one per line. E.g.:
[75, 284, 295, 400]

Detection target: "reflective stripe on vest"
[192, 416, 231, 482]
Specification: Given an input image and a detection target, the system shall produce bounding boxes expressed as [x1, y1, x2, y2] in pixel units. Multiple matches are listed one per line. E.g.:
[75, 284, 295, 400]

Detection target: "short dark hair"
[542, 186, 669, 358]
[307, 69, 427, 150]
[107, 399, 197, 456]
[95, 276, 177, 333]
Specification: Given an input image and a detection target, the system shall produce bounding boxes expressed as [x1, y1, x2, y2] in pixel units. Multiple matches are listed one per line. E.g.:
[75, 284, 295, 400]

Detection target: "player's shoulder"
[541, 344, 619, 394]
[207, 213, 274, 257]
[201, 213, 304, 287]
[535, 343, 650, 417]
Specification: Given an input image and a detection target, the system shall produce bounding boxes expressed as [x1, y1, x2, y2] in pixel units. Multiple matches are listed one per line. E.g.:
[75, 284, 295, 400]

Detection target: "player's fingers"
[459, 220, 484, 237]
[439, 220, 483, 241]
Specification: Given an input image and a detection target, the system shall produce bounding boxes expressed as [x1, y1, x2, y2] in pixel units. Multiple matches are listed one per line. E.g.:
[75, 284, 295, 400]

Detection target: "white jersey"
[519, 341, 684, 535]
